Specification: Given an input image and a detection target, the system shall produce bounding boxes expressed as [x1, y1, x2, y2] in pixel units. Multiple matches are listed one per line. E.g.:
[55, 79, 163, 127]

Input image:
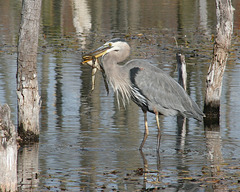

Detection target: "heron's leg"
[139, 111, 149, 150]
[155, 111, 161, 150]
[155, 112, 160, 131]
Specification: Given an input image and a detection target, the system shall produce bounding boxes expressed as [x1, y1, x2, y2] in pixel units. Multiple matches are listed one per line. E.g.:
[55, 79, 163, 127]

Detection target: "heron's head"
[82, 38, 130, 64]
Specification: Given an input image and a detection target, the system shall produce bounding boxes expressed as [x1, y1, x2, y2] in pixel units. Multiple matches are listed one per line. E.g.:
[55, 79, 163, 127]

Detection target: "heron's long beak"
[82, 43, 112, 64]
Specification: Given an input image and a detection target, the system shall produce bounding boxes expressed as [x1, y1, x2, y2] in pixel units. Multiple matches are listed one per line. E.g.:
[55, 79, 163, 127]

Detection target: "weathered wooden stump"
[0, 104, 17, 192]
[204, 0, 234, 120]
[17, 0, 42, 143]
[176, 53, 187, 91]
[176, 53, 187, 151]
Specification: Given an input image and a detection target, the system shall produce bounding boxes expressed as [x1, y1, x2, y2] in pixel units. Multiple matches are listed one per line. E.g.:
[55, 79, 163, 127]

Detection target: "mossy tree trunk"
[204, 0, 234, 119]
[17, 0, 42, 143]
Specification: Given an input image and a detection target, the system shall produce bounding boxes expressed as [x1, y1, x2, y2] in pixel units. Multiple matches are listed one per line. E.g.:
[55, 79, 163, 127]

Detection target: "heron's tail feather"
[182, 101, 205, 121]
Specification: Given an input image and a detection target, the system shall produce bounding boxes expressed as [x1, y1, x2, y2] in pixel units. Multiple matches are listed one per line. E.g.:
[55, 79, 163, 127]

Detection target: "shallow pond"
[0, 0, 240, 191]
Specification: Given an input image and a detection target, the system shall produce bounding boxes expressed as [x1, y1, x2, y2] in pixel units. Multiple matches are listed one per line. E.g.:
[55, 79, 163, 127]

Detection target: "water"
[1, 0, 240, 191]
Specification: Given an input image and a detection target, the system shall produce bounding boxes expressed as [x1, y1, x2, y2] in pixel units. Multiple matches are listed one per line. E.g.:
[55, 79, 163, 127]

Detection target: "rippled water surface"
[1, 0, 240, 191]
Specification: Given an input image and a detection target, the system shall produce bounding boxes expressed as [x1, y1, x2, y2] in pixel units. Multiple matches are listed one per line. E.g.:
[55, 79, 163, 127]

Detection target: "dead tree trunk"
[176, 53, 187, 151]
[17, 0, 42, 143]
[176, 53, 187, 91]
[0, 104, 17, 192]
[204, 0, 234, 119]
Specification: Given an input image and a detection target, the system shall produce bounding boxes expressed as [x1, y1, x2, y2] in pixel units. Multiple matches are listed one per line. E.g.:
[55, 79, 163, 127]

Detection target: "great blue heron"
[82, 38, 205, 150]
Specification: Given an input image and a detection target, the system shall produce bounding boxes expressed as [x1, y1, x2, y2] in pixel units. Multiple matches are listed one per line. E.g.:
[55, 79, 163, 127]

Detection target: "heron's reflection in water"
[139, 149, 161, 190]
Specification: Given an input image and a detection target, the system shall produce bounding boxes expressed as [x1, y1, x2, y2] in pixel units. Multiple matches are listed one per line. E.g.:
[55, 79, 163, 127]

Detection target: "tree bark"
[0, 104, 17, 192]
[204, 0, 234, 119]
[17, 0, 42, 143]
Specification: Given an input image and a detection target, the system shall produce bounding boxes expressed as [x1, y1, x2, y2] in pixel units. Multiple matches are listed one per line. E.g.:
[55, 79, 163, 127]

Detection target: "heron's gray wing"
[127, 59, 203, 121]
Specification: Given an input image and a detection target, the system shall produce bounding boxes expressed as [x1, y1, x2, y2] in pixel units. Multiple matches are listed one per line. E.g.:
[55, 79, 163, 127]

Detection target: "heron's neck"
[102, 54, 131, 107]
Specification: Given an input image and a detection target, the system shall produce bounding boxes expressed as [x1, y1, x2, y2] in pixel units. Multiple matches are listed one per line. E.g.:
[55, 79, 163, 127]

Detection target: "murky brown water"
[1, 0, 240, 191]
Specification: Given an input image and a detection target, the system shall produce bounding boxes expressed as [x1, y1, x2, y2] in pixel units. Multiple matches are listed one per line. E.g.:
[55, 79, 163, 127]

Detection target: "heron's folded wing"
[128, 60, 203, 120]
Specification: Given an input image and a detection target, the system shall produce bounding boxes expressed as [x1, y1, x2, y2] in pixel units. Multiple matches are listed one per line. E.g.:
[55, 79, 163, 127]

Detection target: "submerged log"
[17, 0, 42, 143]
[204, 0, 234, 119]
[0, 104, 17, 192]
